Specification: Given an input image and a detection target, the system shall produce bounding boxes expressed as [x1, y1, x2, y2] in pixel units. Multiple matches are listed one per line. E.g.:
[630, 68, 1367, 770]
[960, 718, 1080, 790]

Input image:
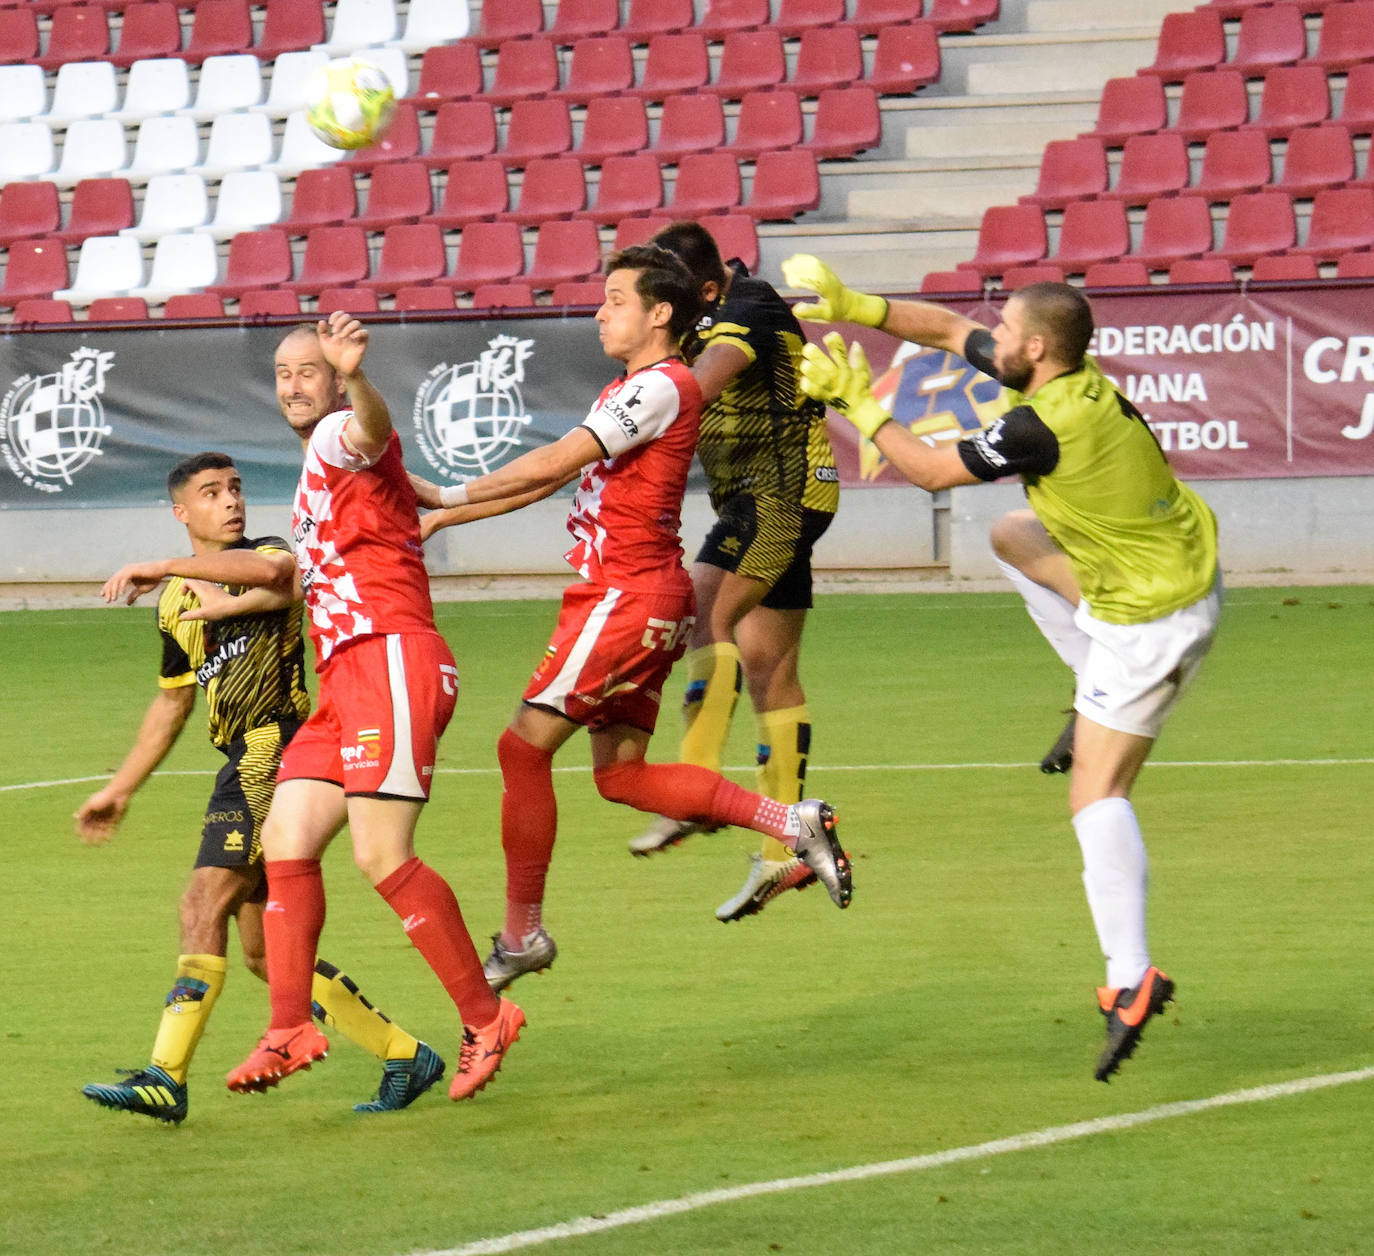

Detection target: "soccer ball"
[304, 56, 397, 150]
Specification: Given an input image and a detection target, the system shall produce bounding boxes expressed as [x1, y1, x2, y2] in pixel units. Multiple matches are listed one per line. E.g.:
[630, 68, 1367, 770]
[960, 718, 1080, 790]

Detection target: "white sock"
[1071, 796, 1151, 990]
[995, 557, 1089, 675]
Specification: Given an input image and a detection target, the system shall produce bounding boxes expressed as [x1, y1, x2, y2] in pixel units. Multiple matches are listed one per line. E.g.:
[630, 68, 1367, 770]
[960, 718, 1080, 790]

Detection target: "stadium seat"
[388, 0, 471, 53]
[866, 22, 942, 95]
[486, 39, 560, 107]
[1193, 128, 1273, 200]
[1132, 195, 1216, 268]
[257, 49, 329, 117]
[789, 26, 863, 97]
[549, 0, 620, 44]
[1335, 251, 1374, 278]
[1082, 260, 1152, 288]
[355, 161, 433, 230]
[319, 0, 399, 54]
[54, 119, 129, 188]
[445, 220, 527, 291]
[961, 204, 1048, 278]
[775, 0, 846, 37]
[470, 281, 536, 310]
[1229, 3, 1308, 77]
[0, 64, 47, 123]
[648, 93, 725, 160]
[128, 230, 220, 303]
[926, 0, 1000, 34]
[286, 224, 371, 295]
[46, 60, 119, 126]
[56, 235, 146, 307]
[127, 114, 201, 180]
[1213, 191, 1297, 264]
[107, 2, 180, 68]
[1334, 61, 1374, 134]
[1249, 253, 1320, 280]
[360, 222, 448, 293]
[207, 169, 284, 239]
[919, 269, 983, 295]
[612, 215, 673, 250]
[504, 156, 587, 225]
[394, 284, 457, 311]
[123, 172, 210, 243]
[11, 298, 76, 324]
[1304, 0, 1374, 71]
[207, 227, 294, 296]
[1168, 256, 1235, 283]
[423, 101, 499, 166]
[1020, 137, 1109, 210]
[113, 57, 191, 122]
[54, 177, 135, 245]
[700, 213, 759, 272]
[1086, 75, 1167, 145]
[464, 0, 543, 49]
[1000, 264, 1067, 290]
[499, 99, 574, 169]
[709, 30, 786, 100]
[550, 279, 606, 306]
[252, 0, 327, 61]
[577, 153, 663, 224]
[264, 111, 344, 177]
[0, 9, 39, 66]
[804, 85, 881, 159]
[1291, 187, 1374, 258]
[621, 0, 693, 43]
[239, 287, 302, 315]
[162, 292, 227, 319]
[426, 159, 509, 227]
[183, 0, 254, 63]
[1248, 63, 1330, 137]
[722, 90, 804, 160]
[182, 53, 264, 121]
[633, 32, 711, 102]
[666, 152, 742, 218]
[0, 122, 55, 182]
[87, 297, 151, 322]
[0, 182, 60, 248]
[575, 96, 650, 165]
[554, 35, 635, 104]
[404, 42, 484, 108]
[1172, 69, 1251, 142]
[742, 149, 821, 221]
[315, 285, 380, 313]
[344, 102, 422, 172]
[0, 240, 70, 308]
[280, 165, 356, 234]
[1141, 8, 1227, 82]
[1102, 132, 1189, 206]
[697, 0, 769, 39]
[1048, 199, 1129, 274]
[190, 110, 274, 180]
[1275, 123, 1355, 196]
[524, 218, 603, 289]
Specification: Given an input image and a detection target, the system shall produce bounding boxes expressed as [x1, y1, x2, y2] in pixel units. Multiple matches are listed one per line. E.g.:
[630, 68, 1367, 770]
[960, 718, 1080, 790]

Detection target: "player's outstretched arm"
[177, 577, 296, 621]
[102, 549, 296, 605]
[73, 684, 196, 844]
[801, 332, 979, 493]
[317, 310, 393, 461]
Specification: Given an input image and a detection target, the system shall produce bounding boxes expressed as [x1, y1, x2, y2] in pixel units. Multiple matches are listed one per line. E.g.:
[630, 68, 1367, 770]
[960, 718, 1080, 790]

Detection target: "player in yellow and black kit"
[630, 221, 846, 924]
[77, 452, 444, 1123]
[784, 259, 1221, 1084]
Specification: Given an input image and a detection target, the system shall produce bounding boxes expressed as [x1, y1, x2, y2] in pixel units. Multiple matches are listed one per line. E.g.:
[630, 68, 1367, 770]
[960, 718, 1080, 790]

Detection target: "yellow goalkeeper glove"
[781, 253, 889, 328]
[799, 331, 891, 440]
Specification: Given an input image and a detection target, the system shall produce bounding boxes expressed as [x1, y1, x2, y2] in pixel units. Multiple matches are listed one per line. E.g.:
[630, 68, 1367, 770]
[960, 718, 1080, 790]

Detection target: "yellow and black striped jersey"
[692, 263, 839, 515]
[156, 536, 311, 749]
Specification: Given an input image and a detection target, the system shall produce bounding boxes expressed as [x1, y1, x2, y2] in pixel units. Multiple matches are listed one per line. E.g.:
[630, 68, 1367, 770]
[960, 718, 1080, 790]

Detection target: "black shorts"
[695, 494, 834, 612]
[196, 720, 300, 870]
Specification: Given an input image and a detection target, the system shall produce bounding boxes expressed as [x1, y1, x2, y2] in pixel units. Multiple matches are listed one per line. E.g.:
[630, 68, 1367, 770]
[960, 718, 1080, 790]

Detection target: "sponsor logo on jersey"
[0, 347, 116, 495]
[196, 633, 250, 685]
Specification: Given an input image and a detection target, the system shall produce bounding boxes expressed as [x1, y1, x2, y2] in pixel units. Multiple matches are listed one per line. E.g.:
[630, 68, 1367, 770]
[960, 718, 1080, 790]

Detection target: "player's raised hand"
[781, 253, 889, 328]
[74, 786, 128, 844]
[101, 561, 167, 605]
[318, 309, 369, 378]
[800, 332, 892, 440]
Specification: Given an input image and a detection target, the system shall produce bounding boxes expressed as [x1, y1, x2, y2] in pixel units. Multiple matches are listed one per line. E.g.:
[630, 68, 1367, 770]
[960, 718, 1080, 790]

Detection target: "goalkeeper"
[781, 256, 1221, 1084]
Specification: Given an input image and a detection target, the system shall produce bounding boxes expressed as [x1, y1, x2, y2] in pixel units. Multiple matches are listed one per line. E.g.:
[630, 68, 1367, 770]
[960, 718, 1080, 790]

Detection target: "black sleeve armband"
[962, 327, 998, 378]
[956, 404, 1060, 482]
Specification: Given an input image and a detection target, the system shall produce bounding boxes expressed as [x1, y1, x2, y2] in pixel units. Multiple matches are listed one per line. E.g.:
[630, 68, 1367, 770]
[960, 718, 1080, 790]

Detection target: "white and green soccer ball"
[304, 56, 397, 150]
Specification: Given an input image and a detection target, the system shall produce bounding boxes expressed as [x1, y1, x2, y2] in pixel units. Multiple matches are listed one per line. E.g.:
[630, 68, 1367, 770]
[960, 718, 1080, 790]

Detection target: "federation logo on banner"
[412, 334, 535, 480]
[0, 347, 115, 494]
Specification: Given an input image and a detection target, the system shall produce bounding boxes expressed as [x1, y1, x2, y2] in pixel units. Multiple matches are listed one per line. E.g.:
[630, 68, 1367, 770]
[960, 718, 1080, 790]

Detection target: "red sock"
[376, 857, 499, 1027]
[498, 727, 558, 908]
[263, 859, 326, 1031]
[593, 759, 795, 843]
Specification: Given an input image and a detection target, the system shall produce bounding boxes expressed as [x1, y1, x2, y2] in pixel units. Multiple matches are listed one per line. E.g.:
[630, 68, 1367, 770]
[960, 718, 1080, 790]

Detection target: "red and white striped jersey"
[564, 357, 702, 592]
[292, 410, 435, 668]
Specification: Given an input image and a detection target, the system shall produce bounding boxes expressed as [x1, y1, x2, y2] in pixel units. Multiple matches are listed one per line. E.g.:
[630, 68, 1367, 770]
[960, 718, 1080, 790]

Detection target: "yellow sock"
[758, 704, 811, 862]
[150, 954, 227, 1084]
[679, 643, 742, 772]
[311, 959, 418, 1063]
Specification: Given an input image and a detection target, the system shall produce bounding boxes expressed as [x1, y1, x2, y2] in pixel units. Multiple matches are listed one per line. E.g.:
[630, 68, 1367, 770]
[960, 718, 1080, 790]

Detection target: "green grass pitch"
[1, 587, 1371, 1256]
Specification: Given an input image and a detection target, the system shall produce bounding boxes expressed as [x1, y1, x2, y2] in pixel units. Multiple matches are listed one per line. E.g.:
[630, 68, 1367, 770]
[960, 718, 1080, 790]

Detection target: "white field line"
[6, 757, 1374, 794]
[407, 1066, 1374, 1256]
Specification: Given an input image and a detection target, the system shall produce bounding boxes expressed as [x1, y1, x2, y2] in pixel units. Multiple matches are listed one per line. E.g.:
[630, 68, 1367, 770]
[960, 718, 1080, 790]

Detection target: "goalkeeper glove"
[799, 331, 891, 440]
[781, 253, 889, 328]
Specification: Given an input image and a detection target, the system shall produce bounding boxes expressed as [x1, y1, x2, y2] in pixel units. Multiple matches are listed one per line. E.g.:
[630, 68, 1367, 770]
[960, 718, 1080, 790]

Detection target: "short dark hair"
[648, 220, 728, 292]
[1013, 283, 1095, 366]
[604, 243, 703, 341]
[168, 451, 236, 498]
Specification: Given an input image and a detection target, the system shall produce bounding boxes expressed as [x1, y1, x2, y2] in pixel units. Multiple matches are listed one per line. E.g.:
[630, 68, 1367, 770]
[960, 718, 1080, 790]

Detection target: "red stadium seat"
[1275, 123, 1355, 196]
[804, 85, 881, 159]
[1291, 187, 1374, 258]
[11, 298, 75, 324]
[575, 96, 650, 165]
[927, 0, 999, 34]
[0, 181, 60, 248]
[253, 0, 327, 62]
[919, 269, 983, 295]
[499, 99, 574, 169]
[524, 218, 603, 289]
[845, 0, 922, 37]
[424, 101, 499, 167]
[613, 216, 673, 250]
[0, 9, 39, 66]
[1133, 196, 1216, 268]
[647, 93, 725, 160]
[633, 31, 710, 101]
[700, 213, 759, 271]
[621, 0, 693, 43]
[285, 225, 372, 295]
[486, 38, 560, 107]
[163, 293, 227, 319]
[404, 43, 484, 108]
[577, 153, 663, 224]
[1000, 263, 1067, 290]
[0, 240, 70, 307]
[503, 156, 587, 225]
[868, 23, 941, 95]
[1334, 251, 1374, 278]
[1193, 128, 1273, 201]
[355, 161, 434, 230]
[109, 1, 181, 68]
[239, 288, 302, 316]
[1103, 132, 1189, 206]
[722, 90, 804, 160]
[1213, 191, 1297, 264]
[361, 223, 448, 293]
[1083, 260, 1152, 288]
[1229, 3, 1307, 77]
[549, 0, 621, 44]
[775, 0, 846, 38]
[789, 26, 863, 97]
[280, 166, 357, 235]
[427, 159, 510, 228]
[962, 204, 1048, 278]
[446, 221, 526, 291]
[465, 0, 544, 49]
[1304, 0, 1374, 71]
[1048, 199, 1129, 274]
[53, 178, 134, 246]
[709, 30, 786, 100]
[1172, 70, 1251, 142]
[665, 152, 742, 218]
[1020, 137, 1109, 210]
[88, 296, 151, 321]
[1141, 9, 1227, 82]
[1086, 76, 1167, 145]
[555, 35, 635, 104]
[697, 0, 769, 39]
[1249, 253, 1320, 280]
[472, 282, 537, 309]
[184, 0, 253, 65]
[551, 279, 608, 306]
[395, 285, 458, 311]
[316, 286, 381, 313]
[35, 4, 109, 70]
[1334, 61, 1374, 134]
[346, 103, 422, 172]
[742, 149, 821, 221]
[1247, 64, 1330, 138]
[1168, 257, 1235, 283]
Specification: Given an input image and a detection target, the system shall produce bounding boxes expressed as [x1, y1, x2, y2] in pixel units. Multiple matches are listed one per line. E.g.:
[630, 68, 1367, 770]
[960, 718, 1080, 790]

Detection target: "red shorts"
[524, 582, 695, 732]
[280, 632, 458, 799]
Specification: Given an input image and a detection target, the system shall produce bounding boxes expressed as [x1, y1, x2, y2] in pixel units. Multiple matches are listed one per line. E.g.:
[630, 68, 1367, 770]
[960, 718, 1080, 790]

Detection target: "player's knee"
[989, 509, 1042, 563]
[592, 760, 641, 807]
[242, 947, 268, 981]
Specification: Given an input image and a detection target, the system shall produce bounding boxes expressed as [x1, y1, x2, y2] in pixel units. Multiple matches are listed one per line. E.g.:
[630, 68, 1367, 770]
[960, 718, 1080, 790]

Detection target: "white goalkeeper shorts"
[1072, 575, 1221, 740]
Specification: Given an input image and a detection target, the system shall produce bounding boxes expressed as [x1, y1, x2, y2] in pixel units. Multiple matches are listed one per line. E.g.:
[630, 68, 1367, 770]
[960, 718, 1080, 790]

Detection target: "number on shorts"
[641, 616, 693, 652]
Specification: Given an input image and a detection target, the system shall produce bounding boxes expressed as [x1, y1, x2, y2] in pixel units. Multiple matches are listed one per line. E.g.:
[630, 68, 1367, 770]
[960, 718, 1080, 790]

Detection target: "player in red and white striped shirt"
[415, 247, 853, 994]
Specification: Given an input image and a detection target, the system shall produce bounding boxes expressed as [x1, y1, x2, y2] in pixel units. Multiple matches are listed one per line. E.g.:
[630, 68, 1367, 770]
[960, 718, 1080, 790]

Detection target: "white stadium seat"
[0, 65, 48, 124]
[129, 232, 221, 304]
[53, 118, 129, 188]
[56, 234, 146, 306]
[181, 54, 264, 122]
[47, 61, 119, 126]
[122, 173, 211, 244]
[112, 58, 193, 123]
[262, 110, 344, 178]
[191, 110, 276, 179]
[127, 114, 202, 182]
[255, 49, 329, 119]
[317, 0, 399, 56]
[0, 121, 56, 180]
[388, 0, 470, 54]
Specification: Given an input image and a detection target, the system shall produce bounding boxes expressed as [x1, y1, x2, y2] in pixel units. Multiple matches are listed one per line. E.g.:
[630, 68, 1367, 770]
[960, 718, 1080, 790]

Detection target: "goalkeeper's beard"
[998, 350, 1034, 393]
